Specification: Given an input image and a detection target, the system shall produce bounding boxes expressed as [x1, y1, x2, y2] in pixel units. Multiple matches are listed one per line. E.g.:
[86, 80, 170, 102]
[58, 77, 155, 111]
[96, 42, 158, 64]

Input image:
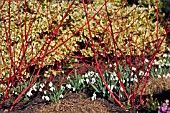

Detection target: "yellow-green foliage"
[0, 0, 166, 79]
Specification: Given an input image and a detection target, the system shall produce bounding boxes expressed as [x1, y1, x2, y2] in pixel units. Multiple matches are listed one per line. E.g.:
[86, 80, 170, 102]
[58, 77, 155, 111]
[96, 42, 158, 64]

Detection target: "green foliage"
[145, 95, 160, 113]
[67, 69, 86, 93]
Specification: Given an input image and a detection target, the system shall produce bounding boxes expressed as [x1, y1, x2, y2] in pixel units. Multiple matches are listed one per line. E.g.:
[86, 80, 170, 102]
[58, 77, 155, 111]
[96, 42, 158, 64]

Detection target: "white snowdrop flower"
[155, 68, 158, 72]
[139, 71, 144, 76]
[163, 54, 167, 57]
[167, 47, 170, 51]
[66, 84, 72, 89]
[113, 72, 117, 77]
[132, 67, 136, 71]
[86, 78, 90, 84]
[84, 73, 88, 78]
[91, 93, 96, 101]
[163, 74, 166, 78]
[157, 74, 161, 78]
[120, 87, 123, 92]
[67, 76, 70, 80]
[39, 88, 43, 92]
[106, 73, 109, 76]
[44, 90, 47, 95]
[49, 82, 53, 87]
[114, 76, 118, 81]
[89, 71, 95, 76]
[159, 65, 161, 68]
[145, 59, 149, 63]
[32, 84, 37, 91]
[131, 72, 134, 76]
[59, 94, 64, 98]
[95, 73, 99, 78]
[114, 86, 117, 89]
[163, 59, 167, 63]
[167, 73, 170, 78]
[119, 94, 123, 98]
[154, 60, 159, 65]
[166, 63, 170, 67]
[123, 79, 125, 83]
[91, 78, 96, 84]
[40, 83, 45, 88]
[110, 75, 114, 81]
[79, 79, 84, 84]
[127, 78, 129, 82]
[134, 78, 138, 82]
[73, 87, 76, 91]
[15, 92, 18, 95]
[131, 78, 134, 81]
[42, 96, 50, 101]
[109, 64, 113, 67]
[42, 95, 45, 100]
[27, 90, 32, 97]
[50, 87, 55, 92]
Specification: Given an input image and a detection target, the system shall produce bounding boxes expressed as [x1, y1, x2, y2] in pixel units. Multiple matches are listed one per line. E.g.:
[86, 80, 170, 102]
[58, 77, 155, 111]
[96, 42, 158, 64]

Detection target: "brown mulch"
[2, 92, 138, 113]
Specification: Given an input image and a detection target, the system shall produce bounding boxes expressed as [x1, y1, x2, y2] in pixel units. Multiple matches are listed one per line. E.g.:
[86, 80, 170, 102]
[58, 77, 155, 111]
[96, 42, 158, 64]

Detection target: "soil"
[2, 92, 140, 113]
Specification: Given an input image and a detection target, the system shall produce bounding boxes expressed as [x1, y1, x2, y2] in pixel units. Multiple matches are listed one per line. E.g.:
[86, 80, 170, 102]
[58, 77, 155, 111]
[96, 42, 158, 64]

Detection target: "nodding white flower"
[44, 90, 47, 95]
[132, 67, 136, 71]
[167, 73, 170, 78]
[59, 94, 64, 99]
[49, 82, 53, 87]
[73, 87, 76, 91]
[131, 78, 134, 81]
[166, 63, 170, 67]
[163, 74, 166, 78]
[39, 88, 43, 92]
[86, 78, 90, 84]
[154, 60, 159, 65]
[115, 76, 118, 81]
[94, 73, 99, 78]
[66, 84, 72, 89]
[157, 74, 161, 78]
[40, 83, 45, 88]
[163, 54, 167, 57]
[109, 64, 113, 67]
[42, 95, 50, 101]
[155, 68, 158, 72]
[27, 90, 32, 97]
[120, 87, 123, 92]
[139, 71, 144, 76]
[134, 78, 138, 82]
[50, 87, 55, 92]
[88, 71, 95, 76]
[91, 78, 96, 84]
[84, 73, 88, 78]
[91, 93, 96, 101]
[32, 84, 37, 91]
[145, 59, 149, 63]
[112, 72, 117, 77]
[122, 79, 125, 83]
[67, 76, 70, 80]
